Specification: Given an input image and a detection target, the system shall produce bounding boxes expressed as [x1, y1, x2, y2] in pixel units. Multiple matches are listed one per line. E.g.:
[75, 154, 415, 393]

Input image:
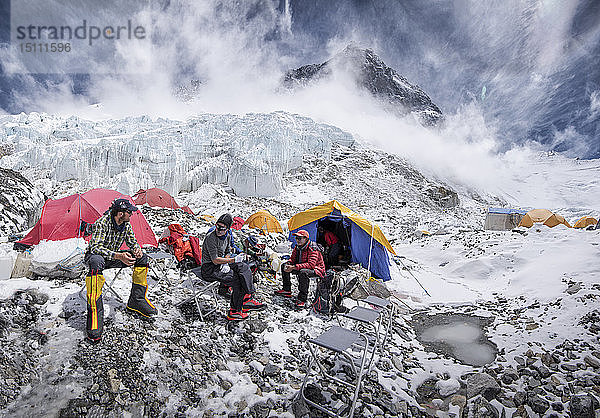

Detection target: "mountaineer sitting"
[201, 213, 265, 321]
[207, 223, 242, 297]
[84, 199, 157, 344]
[317, 225, 341, 267]
[274, 229, 325, 308]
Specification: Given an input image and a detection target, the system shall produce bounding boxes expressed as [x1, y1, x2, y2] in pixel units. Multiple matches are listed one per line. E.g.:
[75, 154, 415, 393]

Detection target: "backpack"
[80, 220, 94, 237]
[312, 270, 345, 315]
[312, 242, 326, 257]
[159, 224, 202, 265]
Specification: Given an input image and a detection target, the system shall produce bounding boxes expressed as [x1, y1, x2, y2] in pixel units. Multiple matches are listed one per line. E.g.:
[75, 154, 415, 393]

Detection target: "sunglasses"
[215, 225, 228, 231]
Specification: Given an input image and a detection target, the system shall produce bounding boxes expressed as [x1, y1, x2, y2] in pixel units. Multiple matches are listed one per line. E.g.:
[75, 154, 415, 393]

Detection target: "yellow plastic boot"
[126, 266, 158, 317]
[86, 272, 105, 343]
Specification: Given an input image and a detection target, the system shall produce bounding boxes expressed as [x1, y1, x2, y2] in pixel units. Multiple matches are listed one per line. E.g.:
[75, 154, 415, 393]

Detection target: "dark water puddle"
[411, 312, 498, 367]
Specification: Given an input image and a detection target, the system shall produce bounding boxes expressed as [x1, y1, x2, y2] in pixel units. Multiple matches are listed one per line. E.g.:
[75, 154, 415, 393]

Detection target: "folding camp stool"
[337, 296, 395, 371]
[337, 305, 384, 371]
[299, 326, 369, 418]
[175, 266, 219, 321]
[78, 267, 127, 304]
[358, 295, 395, 354]
[147, 251, 176, 286]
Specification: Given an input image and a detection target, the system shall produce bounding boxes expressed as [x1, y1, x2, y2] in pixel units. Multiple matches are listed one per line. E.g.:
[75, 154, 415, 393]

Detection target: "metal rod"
[396, 257, 430, 297]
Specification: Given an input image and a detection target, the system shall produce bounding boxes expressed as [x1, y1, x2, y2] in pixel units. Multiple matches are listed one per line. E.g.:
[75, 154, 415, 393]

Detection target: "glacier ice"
[0, 111, 355, 197]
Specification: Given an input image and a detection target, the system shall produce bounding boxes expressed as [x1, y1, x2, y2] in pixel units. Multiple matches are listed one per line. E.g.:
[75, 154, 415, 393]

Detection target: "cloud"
[2, 0, 596, 206]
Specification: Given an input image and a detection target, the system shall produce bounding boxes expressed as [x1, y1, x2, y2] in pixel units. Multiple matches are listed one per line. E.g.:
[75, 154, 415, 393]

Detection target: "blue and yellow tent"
[288, 200, 396, 281]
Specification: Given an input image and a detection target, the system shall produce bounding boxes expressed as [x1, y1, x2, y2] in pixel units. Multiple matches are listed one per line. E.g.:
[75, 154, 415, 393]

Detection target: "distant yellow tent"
[198, 214, 216, 223]
[573, 216, 598, 229]
[244, 210, 283, 233]
[518, 209, 571, 228]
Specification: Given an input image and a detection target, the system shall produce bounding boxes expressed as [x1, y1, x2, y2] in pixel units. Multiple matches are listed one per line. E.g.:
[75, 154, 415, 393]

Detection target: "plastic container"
[0, 254, 16, 280]
[270, 256, 282, 273]
[11, 252, 32, 278]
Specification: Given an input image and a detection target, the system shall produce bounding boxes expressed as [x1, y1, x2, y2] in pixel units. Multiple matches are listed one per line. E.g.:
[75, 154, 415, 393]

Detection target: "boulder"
[584, 355, 600, 369]
[501, 367, 519, 384]
[569, 394, 598, 418]
[426, 186, 460, 208]
[467, 395, 500, 418]
[527, 393, 549, 414]
[262, 364, 280, 378]
[466, 373, 501, 400]
[435, 378, 461, 397]
[0, 168, 44, 236]
[416, 377, 439, 400]
[513, 391, 527, 407]
[249, 401, 271, 418]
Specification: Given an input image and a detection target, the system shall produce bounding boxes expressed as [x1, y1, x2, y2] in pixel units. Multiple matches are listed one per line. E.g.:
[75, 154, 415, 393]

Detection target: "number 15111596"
[19, 43, 72, 53]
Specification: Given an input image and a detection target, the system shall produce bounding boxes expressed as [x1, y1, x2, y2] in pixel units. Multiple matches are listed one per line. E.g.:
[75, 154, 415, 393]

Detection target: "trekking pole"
[396, 257, 431, 297]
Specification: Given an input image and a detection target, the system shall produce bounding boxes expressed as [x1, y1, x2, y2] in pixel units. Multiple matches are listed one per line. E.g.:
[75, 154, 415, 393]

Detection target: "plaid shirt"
[89, 213, 139, 260]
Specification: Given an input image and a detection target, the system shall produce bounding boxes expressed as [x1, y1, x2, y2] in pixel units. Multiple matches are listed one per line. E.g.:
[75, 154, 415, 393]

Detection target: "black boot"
[126, 266, 158, 317]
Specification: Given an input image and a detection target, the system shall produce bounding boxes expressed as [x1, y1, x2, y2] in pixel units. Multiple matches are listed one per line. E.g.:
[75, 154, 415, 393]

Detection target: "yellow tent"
[573, 216, 598, 229]
[198, 214, 216, 223]
[518, 209, 571, 228]
[287, 200, 396, 280]
[288, 200, 396, 255]
[244, 210, 283, 233]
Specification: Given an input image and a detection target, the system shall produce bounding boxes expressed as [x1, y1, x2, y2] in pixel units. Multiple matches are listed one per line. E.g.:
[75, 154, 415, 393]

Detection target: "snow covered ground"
[0, 205, 598, 416]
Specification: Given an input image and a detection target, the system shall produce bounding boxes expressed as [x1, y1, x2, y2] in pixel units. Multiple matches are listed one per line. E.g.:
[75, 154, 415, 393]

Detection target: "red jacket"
[323, 230, 339, 246]
[159, 224, 202, 265]
[290, 241, 326, 278]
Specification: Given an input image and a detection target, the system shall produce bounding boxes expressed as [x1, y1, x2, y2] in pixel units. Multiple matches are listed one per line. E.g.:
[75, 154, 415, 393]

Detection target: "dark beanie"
[217, 213, 233, 228]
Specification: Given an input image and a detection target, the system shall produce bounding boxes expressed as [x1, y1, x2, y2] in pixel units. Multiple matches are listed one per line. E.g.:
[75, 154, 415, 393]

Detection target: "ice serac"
[284, 45, 443, 126]
[0, 112, 354, 197]
[0, 167, 44, 235]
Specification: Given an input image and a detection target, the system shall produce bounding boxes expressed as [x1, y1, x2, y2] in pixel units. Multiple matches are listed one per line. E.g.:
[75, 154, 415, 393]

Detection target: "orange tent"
[518, 209, 571, 228]
[573, 216, 598, 229]
[244, 210, 283, 233]
[198, 214, 216, 223]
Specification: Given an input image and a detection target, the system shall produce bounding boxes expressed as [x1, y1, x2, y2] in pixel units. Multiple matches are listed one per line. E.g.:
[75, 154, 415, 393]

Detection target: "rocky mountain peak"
[284, 45, 443, 126]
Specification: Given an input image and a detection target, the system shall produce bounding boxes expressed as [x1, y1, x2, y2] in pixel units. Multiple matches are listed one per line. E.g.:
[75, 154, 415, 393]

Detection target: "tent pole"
[396, 256, 431, 297]
[366, 223, 374, 277]
[40, 200, 48, 240]
[77, 194, 81, 238]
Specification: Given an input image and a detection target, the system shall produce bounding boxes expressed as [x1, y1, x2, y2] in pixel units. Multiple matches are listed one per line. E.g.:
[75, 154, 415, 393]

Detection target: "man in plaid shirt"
[84, 198, 157, 344]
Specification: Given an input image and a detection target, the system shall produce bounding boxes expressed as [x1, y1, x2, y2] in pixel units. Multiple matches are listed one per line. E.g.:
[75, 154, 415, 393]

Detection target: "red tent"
[133, 188, 180, 210]
[180, 206, 194, 215]
[17, 189, 157, 248]
[231, 216, 245, 230]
